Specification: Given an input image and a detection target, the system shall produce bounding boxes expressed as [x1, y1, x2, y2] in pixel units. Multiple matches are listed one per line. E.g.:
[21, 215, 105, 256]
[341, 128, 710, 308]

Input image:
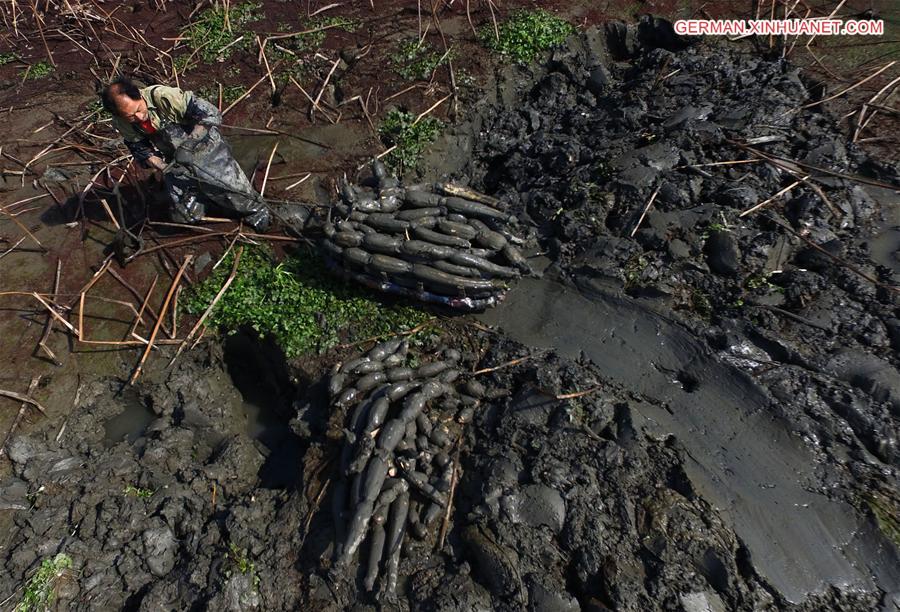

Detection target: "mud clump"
[0, 343, 306, 610]
[466, 19, 900, 476]
[460, 16, 900, 608]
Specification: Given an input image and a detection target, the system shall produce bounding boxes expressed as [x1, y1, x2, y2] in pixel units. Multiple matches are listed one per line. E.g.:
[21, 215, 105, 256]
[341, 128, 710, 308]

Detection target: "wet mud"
[481, 275, 900, 603]
[2, 18, 900, 612]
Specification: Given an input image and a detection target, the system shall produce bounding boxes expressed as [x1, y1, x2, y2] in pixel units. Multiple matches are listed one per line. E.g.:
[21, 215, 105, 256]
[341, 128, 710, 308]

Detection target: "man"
[102, 77, 271, 230]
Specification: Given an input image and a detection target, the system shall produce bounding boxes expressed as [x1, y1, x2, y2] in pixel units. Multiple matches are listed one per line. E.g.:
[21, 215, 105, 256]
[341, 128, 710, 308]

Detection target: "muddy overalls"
[112, 85, 270, 230]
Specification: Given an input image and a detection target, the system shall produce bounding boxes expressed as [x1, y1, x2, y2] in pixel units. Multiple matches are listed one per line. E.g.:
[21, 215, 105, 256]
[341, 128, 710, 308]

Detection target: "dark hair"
[100, 77, 142, 113]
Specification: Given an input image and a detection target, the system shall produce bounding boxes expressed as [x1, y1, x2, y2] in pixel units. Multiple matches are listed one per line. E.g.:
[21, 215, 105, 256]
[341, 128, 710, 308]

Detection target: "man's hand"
[146, 155, 167, 173]
[189, 123, 208, 140]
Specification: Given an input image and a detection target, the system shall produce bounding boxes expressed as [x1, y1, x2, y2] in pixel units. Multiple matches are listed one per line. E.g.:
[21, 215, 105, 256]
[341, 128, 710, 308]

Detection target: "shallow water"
[102, 389, 156, 447]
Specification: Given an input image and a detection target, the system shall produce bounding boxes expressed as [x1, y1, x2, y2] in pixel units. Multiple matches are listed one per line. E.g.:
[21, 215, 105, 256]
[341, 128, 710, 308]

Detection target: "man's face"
[114, 94, 148, 123]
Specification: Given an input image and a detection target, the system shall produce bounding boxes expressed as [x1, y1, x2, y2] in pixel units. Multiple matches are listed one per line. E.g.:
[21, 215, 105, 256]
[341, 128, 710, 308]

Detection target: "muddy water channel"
[1, 20, 899, 612]
[480, 273, 900, 602]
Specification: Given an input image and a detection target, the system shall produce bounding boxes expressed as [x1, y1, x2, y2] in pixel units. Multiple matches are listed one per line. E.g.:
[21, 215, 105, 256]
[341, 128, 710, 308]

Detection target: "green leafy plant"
[197, 83, 247, 106]
[744, 272, 782, 293]
[184, 1, 262, 63]
[123, 484, 154, 499]
[21, 61, 53, 80]
[701, 221, 729, 239]
[480, 9, 575, 64]
[184, 246, 430, 357]
[226, 543, 260, 588]
[0, 52, 18, 66]
[391, 39, 453, 81]
[16, 554, 73, 612]
[690, 289, 712, 318]
[455, 67, 476, 88]
[86, 98, 109, 117]
[227, 543, 254, 575]
[378, 108, 442, 173]
[173, 53, 196, 74]
[622, 254, 649, 289]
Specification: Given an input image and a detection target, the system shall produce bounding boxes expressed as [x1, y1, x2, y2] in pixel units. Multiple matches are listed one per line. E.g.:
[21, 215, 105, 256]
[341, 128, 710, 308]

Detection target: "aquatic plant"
[378, 109, 442, 173]
[22, 61, 53, 80]
[16, 554, 73, 612]
[480, 10, 575, 64]
[184, 1, 262, 63]
[391, 39, 453, 81]
[185, 246, 430, 357]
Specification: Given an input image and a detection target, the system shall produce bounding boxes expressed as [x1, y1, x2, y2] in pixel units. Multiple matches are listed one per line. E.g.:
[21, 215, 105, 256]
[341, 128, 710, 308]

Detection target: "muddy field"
[1, 1, 900, 611]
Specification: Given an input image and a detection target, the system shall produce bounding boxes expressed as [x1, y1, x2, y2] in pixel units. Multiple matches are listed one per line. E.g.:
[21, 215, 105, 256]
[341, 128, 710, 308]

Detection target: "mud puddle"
[868, 187, 900, 274]
[872, 227, 900, 274]
[102, 389, 157, 448]
[479, 272, 900, 602]
[223, 331, 303, 489]
[229, 122, 372, 202]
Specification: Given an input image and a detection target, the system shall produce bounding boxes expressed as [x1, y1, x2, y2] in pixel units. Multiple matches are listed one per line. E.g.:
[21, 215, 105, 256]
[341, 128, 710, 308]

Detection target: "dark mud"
[460, 17, 900, 609]
[480, 276, 900, 604]
[2, 18, 900, 612]
[0, 342, 308, 610]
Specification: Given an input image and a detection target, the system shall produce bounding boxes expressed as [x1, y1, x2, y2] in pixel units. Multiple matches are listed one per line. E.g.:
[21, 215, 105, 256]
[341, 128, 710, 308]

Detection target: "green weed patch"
[480, 10, 575, 64]
[185, 246, 430, 357]
[197, 83, 247, 106]
[22, 61, 53, 80]
[391, 39, 453, 81]
[184, 1, 262, 63]
[16, 554, 73, 612]
[378, 109, 442, 173]
[123, 485, 154, 499]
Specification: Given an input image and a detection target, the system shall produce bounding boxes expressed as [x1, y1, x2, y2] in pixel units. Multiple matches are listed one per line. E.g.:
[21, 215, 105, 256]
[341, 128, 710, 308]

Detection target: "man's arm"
[151, 86, 220, 138]
[183, 95, 222, 139]
[114, 116, 162, 170]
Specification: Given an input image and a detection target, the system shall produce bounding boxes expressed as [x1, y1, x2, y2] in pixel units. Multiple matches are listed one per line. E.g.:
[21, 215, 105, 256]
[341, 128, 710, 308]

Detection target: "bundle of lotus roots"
[328, 337, 483, 597]
[321, 161, 532, 310]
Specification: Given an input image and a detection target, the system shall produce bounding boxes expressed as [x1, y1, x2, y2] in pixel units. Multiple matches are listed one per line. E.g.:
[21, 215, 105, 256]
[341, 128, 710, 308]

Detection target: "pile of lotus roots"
[327, 337, 484, 597]
[321, 161, 532, 309]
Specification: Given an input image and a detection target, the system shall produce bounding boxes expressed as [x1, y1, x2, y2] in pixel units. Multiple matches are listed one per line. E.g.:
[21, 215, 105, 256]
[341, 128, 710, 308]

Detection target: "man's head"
[101, 77, 148, 122]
